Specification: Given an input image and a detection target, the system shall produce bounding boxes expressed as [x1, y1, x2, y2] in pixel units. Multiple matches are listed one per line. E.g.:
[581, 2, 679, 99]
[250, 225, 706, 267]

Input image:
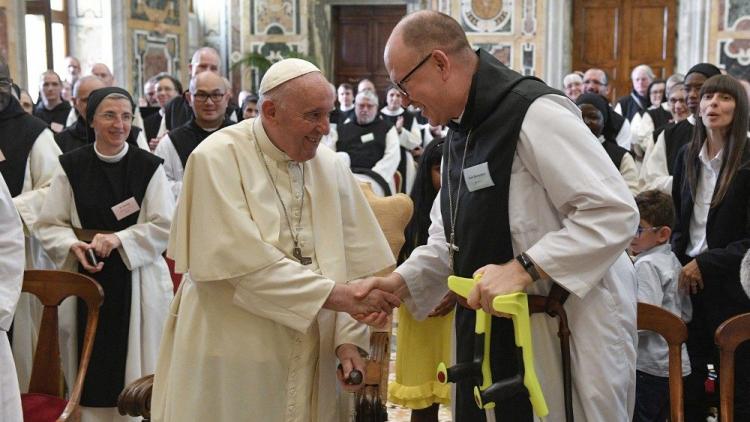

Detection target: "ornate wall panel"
[711, 0, 750, 80]
[133, 30, 180, 89]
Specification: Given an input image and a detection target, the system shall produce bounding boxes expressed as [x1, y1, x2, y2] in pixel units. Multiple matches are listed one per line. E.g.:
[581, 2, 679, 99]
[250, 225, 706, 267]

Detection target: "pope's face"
[272, 75, 334, 162]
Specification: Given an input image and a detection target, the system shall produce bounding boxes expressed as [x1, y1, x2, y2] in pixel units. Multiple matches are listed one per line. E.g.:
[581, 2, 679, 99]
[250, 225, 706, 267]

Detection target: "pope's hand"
[467, 261, 533, 314]
[324, 280, 401, 328]
[336, 343, 366, 393]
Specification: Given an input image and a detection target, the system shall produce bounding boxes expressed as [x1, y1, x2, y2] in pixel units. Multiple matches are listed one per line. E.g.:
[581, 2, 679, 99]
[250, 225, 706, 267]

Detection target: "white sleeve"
[0, 176, 25, 331]
[153, 134, 183, 201]
[619, 153, 640, 195]
[639, 131, 672, 194]
[116, 166, 175, 270]
[395, 194, 452, 320]
[35, 171, 80, 270]
[632, 112, 655, 160]
[371, 127, 401, 190]
[13, 129, 61, 233]
[520, 96, 639, 297]
[615, 119, 632, 151]
[614, 102, 623, 116]
[136, 129, 149, 150]
[397, 120, 422, 150]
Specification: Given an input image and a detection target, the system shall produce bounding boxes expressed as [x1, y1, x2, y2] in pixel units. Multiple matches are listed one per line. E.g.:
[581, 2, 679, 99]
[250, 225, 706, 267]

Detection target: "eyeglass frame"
[192, 91, 227, 103]
[635, 225, 663, 237]
[392, 52, 433, 97]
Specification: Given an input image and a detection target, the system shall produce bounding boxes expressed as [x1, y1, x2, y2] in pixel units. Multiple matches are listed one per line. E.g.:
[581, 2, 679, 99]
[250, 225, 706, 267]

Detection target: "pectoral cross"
[448, 231, 459, 270]
[293, 247, 312, 265]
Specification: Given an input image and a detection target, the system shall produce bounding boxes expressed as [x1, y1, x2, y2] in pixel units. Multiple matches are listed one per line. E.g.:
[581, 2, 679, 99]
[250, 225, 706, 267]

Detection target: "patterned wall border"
[718, 38, 750, 79]
[251, 0, 301, 35]
[472, 42, 512, 67]
[248, 41, 306, 90]
[522, 42, 534, 75]
[132, 30, 180, 98]
[720, 0, 750, 32]
[522, 0, 536, 35]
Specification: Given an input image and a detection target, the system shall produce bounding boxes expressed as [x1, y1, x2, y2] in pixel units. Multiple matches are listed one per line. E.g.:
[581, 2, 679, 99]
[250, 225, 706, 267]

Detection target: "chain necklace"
[252, 124, 312, 265]
[446, 128, 472, 271]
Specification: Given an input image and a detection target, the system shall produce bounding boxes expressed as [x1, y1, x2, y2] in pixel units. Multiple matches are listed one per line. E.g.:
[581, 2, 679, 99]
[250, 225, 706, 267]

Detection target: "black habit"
[0, 97, 49, 197]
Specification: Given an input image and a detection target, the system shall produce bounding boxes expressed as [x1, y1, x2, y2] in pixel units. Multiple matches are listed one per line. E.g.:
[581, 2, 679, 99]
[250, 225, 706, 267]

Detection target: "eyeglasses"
[193, 92, 226, 103]
[393, 52, 432, 97]
[635, 226, 662, 237]
[0, 78, 13, 89]
[97, 112, 134, 123]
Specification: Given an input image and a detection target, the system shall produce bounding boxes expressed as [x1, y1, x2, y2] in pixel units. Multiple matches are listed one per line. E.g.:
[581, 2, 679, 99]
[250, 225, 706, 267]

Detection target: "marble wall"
[711, 0, 750, 80]
[228, 0, 548, 92]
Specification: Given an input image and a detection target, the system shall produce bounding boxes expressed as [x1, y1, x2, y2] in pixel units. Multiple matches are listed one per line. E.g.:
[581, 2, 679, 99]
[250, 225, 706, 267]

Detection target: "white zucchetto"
[258, 58, 321, 95]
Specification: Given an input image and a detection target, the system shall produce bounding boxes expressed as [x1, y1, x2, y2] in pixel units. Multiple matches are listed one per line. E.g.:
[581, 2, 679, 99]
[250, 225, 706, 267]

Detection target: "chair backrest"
[637, 302, 688, 422]
[714, 312, 750, 422]
[22, 270, 104, 418]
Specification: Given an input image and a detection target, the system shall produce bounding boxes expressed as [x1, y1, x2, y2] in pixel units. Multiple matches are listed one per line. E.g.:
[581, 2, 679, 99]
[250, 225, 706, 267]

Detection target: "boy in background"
[630, 190, 692, 422]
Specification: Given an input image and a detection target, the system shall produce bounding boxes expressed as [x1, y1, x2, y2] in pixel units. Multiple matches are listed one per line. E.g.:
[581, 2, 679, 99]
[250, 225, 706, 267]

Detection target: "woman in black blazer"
[672, 74, 750, 422]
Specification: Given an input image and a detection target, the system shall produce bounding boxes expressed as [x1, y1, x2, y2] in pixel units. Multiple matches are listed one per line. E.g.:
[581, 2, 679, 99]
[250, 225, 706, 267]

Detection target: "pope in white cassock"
[36, 87, 174, 422]
[360, 12, 640, 422]
[0, 174, 25, 422]
[151, 59, 401, 422]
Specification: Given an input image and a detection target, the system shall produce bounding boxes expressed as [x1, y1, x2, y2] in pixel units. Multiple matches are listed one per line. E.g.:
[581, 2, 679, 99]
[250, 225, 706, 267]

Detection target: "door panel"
[333, 5, 406, 100]
[573, 0, 675, 102]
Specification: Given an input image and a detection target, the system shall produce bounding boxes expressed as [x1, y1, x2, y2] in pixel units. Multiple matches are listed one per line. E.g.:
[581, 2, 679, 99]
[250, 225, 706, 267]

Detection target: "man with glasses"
[155, 71, 235, 200]
[335, 89, 400, 195]
[33, 70, 72, 133]
[358, 11, 639, 421]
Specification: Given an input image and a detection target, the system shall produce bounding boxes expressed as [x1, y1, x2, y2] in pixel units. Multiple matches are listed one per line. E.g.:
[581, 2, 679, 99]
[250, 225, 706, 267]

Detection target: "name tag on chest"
[463, 162, 495, 192]
[111, 197, 140, 221]
[361, 133, 375, 143]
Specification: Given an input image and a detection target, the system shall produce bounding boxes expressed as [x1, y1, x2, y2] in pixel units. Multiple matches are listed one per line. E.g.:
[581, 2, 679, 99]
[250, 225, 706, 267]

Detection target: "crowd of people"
[0, 9, 749, 422]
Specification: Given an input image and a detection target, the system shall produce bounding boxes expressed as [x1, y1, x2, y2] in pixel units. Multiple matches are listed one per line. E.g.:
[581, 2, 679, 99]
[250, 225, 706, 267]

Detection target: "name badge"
[50, 122, 64, 133]
[0, 148, 5, 162]
[361, 133, 375, 143]
[463, 162, 495, 192]
[111, 197, 140, 221]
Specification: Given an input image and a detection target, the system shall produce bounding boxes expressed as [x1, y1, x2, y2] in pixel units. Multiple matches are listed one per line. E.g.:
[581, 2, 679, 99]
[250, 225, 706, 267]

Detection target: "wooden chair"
[20, 270, 104, 422]
[637, 302, 688, 422]
[714, 312, 750, 422]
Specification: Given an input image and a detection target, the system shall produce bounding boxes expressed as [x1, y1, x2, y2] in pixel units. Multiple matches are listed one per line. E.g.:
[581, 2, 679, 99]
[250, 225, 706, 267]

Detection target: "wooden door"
[333, 5, 406, 99]
[573, 0, 676, 102]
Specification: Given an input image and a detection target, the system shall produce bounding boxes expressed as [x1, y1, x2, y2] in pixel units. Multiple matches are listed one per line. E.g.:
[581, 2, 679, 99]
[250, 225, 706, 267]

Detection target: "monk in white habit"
[360, 11, 639, 421]
[0, 175, 25, 422]
[36, 87, 174, 422]
[151, 59, 400, 422]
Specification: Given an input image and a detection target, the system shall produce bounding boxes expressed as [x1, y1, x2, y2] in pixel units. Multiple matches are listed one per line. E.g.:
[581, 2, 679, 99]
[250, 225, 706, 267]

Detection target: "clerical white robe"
[9, 129, 64, 392]
[153, 134, 184, 200]
[397, 96, 639, 421]
[638, 115, 696, 195]
[35, 153, 174, 421]
[0, 175, 25, 422]
[152, 118, 394, 422]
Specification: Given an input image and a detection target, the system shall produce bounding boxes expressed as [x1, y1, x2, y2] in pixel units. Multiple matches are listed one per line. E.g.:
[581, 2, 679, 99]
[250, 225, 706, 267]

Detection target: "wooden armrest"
[117, 374, 154, 419]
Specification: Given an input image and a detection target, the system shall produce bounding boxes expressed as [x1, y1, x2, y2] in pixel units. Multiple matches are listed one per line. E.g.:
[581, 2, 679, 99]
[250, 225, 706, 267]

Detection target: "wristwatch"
[515, 252, 540, 281]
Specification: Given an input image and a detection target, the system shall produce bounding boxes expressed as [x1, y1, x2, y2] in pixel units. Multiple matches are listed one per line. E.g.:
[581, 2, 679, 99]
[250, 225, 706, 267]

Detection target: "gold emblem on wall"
[461, 0, 513, 33]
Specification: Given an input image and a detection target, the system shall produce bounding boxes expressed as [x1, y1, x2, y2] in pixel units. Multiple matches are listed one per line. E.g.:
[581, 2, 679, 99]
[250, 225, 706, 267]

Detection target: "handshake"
[324, 273, 410, 327]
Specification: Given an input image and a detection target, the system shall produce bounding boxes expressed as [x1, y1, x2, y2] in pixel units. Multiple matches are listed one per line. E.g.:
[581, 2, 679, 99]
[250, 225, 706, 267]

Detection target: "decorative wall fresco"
[253, 0, 299, 35]
[712, 0, 750, 80]
[461, 0, 513, 33]
[131, 0, 181, 26]
[133, 30, 180, 89]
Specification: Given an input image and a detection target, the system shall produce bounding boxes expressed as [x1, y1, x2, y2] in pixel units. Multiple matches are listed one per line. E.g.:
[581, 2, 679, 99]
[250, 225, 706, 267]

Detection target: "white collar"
[698, 141, 723, 170]
[95, 142, 129, 163]
[688, 114, 696, 125]
[379, 106, 404, 116]
[340, 104, 354, 112]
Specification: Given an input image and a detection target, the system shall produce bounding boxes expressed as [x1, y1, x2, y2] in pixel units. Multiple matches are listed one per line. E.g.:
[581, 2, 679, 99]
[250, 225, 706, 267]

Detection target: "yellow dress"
[389, 305, 454, 409]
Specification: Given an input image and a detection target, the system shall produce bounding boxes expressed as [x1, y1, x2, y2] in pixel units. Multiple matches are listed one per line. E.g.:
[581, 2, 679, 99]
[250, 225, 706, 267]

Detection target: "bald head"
[189, 71, 226, 94]
[90, 63, 114, 86]
[190, 47, 221, 77]
[389, 11, 472, 57]
[383, 11, 476, 126]
[72, 75, 106, 120]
